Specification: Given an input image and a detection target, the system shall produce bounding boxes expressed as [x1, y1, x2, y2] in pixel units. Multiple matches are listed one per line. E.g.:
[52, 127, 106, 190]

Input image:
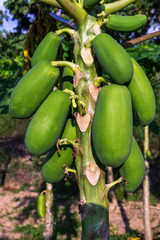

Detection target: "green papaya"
[92, 33, 133, 84]
[119, 137, 145, 192]
[25, 90, 70, 156]
[106, 14, 147, 32]
[92, 84, 133, 168]
[42, 118, 77, 183]
[62, 67, 74, 91]
[128, 57, 156, 126]
[9, 60, 59, 118]
[31, 32, 62, 67]
[83, 0, 101, 8]
[37, 193, 45, 218]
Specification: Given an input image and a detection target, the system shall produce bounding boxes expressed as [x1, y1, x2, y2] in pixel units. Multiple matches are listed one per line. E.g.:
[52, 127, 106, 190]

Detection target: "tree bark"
[43, 183, 54, 240]
[143, 126, 152, 240]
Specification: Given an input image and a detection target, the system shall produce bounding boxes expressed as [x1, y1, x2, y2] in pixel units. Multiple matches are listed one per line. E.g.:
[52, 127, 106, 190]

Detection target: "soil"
[0, 137, 160, 239]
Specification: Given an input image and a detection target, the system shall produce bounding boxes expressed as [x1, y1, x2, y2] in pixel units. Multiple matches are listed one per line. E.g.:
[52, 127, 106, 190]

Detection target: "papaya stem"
[50, 61, 79, 72]
[64, 166, 77, 174]
[101, 0, 136, 16]
[63, 89, 86, 110]
[58, 138, 78, 146]
[93, 76, 108, 87]
[106, 176, 124, 193]
[56, 28, 76, 37]
[41, 190, 46, 195]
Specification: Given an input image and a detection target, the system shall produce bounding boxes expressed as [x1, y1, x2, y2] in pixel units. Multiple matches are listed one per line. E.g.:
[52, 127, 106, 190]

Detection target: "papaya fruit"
[128, 57, 156, 126]
[25, 90, 70, 156]
[92, 33, 133, 84]
[9, 60, 59, 119]
[62, 67, 74, 91]
[119, 137, 145, 192]
[37, 193, 45, 218]
[42, 118, 77, 183]
[31, 32, 62, 67]
[106, 14, 147, 32]
[83, 0, 101, 8]
[92, 84, 133, 168]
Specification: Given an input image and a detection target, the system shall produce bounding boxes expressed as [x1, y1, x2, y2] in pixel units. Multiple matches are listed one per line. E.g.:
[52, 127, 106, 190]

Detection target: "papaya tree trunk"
[73, 15, 109, 240]
[43, 183, 54, 240]
[143, 125, 152, 240]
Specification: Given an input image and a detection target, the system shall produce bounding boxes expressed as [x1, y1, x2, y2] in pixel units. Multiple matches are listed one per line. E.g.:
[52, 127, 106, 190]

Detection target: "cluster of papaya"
[91, 32, 156, 192]
[9, 32, 76, 185]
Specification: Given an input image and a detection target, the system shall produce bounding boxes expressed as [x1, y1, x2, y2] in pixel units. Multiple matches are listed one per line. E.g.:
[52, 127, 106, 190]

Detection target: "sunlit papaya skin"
[106, 14, 147, 32]
[9, 60, 59, 118]
[31, 32, 62, 67]
[92, 33, 133, 84]
[25, 90, 70, 156]
[119, 137, 145, 192]
[128, 57, 156, 126]
[92, 84, 133, 168]
[42, 118, 77, 183]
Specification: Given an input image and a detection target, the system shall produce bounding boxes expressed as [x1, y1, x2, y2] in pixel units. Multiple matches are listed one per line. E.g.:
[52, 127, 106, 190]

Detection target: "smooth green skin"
[83, 0, 101, 8]
[31, 32, 62, 67]
[25, 90, 70, 156]
[62, 67, 74, 91]
[106, 14, 147, 32]
[9, 60, 59, 118]
[92, 33, 133, 84]
[128, 57, 156, 126]
[37, 194, 45, 218]
[92, 84, 133, 168]
[119, 137, 145, 192]
[42, 118, 77, 183]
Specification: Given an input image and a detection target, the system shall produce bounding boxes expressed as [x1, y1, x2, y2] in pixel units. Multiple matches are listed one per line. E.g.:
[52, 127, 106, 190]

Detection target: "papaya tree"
[9, 0, 160, 239]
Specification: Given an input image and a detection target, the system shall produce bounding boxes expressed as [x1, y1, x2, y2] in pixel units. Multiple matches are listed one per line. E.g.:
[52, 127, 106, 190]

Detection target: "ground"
[0, 187, 160, 239]
[0, 136, 160, 239]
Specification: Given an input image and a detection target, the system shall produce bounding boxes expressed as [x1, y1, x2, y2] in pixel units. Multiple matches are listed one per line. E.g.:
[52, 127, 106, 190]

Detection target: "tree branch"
[101, 0, 136, 16]
[39, 0, 61, 8]
[56, 0, 87, 26]
[122, 30, 160, 48]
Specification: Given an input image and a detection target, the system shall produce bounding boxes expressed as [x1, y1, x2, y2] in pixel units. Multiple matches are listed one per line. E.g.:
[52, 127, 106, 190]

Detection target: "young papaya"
[37, 193, 45, 218]
[83, 0, 101, 8]
[92, 84, 133, 168]
[119, 137, 145, 192]
[9, 60, 59, 118]
[106, 14, 147, 32]
[62, 67, 74, 91]
[42, 118, 77, 183]
[92, 33, 133, 84]
[31, 32, 62, 67]
[128, 57, 156, 126]
[25, 90, 70, 156]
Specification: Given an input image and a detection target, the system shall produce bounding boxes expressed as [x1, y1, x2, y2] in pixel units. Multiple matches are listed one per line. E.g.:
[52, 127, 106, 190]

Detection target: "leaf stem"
[56, 0, 87, 26]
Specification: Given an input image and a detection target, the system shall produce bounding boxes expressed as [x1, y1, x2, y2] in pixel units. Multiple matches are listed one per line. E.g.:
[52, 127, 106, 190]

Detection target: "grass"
[14, 224, 44, 240]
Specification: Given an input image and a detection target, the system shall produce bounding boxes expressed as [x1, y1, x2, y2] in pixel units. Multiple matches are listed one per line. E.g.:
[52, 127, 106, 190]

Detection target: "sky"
[0, 0, 18, 32]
